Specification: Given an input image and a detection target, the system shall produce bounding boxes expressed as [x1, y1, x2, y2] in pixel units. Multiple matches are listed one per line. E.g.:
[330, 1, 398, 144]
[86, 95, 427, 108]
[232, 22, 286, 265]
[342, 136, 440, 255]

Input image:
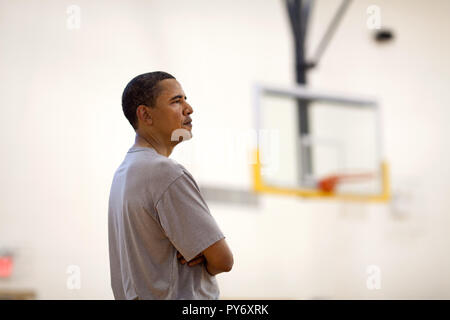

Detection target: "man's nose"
[184, 102, 193, 115]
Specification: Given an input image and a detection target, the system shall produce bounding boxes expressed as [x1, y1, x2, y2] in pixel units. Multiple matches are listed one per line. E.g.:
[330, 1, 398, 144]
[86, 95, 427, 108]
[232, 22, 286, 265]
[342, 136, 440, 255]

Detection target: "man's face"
[144, 79, 194, 144]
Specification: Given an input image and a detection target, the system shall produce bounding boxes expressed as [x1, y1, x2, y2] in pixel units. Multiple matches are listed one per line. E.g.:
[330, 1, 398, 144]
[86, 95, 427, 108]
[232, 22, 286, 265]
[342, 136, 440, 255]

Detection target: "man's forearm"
[205, 262, 226, 276]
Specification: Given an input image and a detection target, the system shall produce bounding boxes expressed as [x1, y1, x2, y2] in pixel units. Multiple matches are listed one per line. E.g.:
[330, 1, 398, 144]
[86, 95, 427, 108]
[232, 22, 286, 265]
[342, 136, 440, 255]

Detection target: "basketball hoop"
[318, 172, 375, 193]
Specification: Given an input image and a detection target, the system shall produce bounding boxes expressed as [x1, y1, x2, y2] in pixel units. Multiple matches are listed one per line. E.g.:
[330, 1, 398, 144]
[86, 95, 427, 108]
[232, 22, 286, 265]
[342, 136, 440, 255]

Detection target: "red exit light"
[0, 256, 13, 278]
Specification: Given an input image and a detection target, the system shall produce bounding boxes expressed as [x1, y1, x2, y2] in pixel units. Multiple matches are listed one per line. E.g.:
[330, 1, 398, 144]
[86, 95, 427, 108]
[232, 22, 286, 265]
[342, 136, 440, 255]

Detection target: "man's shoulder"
[114, 148, 187, 204]
[127, 149, 185, 180]
[151, 156, 185, 179]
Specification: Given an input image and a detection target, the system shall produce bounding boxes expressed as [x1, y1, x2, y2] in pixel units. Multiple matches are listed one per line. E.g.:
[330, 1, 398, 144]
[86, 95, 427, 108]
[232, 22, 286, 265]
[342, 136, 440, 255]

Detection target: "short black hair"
[122, 71, 176, 130]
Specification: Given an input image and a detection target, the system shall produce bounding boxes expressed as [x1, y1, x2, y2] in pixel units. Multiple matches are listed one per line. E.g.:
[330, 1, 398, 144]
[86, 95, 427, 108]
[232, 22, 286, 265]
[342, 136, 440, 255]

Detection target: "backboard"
[251, 83, 390, 202]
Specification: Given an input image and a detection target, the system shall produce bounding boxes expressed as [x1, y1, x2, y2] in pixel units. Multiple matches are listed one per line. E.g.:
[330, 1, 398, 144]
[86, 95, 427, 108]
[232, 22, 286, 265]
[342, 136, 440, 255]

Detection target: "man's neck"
[133, 133, 174, 158]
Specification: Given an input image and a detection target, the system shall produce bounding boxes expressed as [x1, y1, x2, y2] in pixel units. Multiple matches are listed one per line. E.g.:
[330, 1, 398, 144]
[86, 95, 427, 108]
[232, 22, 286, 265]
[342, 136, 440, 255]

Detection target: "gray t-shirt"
[108, 146, 225, 300]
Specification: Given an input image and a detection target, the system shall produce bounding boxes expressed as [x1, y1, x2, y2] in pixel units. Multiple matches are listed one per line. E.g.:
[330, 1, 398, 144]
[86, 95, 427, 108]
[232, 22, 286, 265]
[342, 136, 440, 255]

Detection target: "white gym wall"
[0, 0, 449, 299]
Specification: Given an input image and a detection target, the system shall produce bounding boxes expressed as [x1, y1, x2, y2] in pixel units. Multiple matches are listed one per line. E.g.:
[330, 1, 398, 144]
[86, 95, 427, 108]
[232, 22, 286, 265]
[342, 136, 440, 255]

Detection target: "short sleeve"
[155, 173, 225, 262]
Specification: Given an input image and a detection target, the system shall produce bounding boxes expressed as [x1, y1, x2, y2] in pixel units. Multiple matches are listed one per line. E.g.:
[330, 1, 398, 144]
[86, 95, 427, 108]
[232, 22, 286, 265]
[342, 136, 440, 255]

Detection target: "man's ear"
[137, 105, 153, 125]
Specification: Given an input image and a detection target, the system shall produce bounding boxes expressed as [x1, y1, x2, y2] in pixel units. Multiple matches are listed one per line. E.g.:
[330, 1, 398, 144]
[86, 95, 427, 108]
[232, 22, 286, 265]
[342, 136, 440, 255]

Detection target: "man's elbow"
[213, 255, 234, 273]
[222, 255, 234, 272]
[202, 238, 234, 274]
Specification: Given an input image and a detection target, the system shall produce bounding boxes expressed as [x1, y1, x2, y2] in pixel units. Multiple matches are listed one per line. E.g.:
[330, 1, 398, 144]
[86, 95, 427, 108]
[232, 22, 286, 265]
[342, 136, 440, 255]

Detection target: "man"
[108, 71, 233, 300]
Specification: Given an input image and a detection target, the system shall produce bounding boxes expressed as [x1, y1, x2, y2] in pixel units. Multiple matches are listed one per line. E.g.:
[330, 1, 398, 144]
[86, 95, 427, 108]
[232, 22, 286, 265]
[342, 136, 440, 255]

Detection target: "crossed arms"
[177, 238, 234, 276]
